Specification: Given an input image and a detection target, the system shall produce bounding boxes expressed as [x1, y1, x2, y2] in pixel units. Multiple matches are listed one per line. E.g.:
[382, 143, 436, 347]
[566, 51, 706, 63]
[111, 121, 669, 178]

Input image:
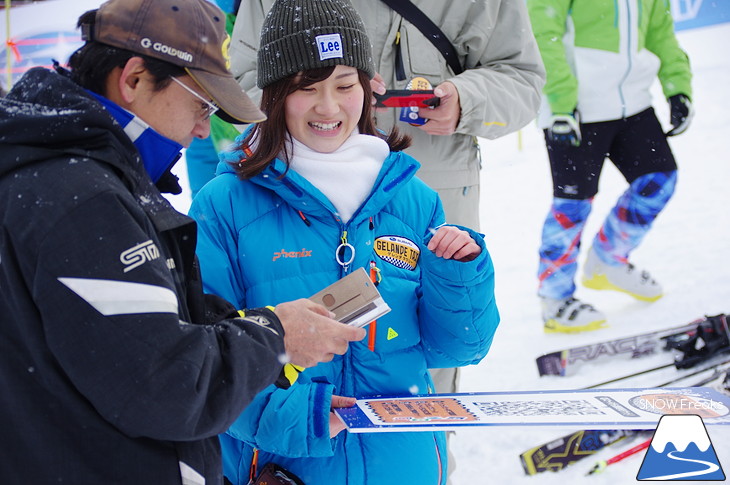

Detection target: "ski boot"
[582, 248, 662, 302]
[541, 296, 607, 333]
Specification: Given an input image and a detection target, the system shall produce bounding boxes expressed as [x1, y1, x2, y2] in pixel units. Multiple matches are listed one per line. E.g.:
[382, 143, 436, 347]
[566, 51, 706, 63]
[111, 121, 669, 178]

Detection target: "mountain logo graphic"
[637, 414, 725, 481]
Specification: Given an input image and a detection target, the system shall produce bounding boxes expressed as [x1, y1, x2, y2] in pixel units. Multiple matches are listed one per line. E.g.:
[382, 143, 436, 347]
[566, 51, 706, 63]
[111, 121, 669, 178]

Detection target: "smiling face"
[284, 65, 365, 153]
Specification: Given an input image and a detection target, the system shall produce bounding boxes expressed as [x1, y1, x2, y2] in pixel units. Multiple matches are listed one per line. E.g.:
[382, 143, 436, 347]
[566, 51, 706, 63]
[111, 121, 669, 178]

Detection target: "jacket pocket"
[401, 22, 446, 81]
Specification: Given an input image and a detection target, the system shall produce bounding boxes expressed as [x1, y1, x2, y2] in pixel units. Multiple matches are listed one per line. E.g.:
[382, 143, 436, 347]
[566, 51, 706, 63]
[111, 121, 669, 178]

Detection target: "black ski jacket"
[0, 68, 286, 484]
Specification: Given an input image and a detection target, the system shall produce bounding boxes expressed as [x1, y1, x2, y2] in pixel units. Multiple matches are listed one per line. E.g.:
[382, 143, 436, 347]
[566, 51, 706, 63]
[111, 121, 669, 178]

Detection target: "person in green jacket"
[527, 0, 692, 332]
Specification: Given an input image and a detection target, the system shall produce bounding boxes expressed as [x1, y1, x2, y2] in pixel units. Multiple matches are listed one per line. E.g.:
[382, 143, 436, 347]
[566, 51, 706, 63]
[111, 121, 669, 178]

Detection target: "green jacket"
[230, 0, 545, 190]
[527, 0, 692, 125]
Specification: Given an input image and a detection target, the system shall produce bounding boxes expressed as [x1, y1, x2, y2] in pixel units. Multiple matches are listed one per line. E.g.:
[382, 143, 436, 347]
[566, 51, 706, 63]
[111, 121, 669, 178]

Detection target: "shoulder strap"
[380, 0, 464, 75]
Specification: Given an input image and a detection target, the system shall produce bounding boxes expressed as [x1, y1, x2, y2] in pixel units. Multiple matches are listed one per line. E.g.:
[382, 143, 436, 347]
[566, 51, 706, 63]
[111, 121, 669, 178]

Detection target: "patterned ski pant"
[537, 171, 677, 299]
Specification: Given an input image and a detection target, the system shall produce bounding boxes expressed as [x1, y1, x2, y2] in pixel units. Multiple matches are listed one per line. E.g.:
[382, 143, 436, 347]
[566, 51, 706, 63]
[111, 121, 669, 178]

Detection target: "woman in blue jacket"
[190, 0, 500, 483]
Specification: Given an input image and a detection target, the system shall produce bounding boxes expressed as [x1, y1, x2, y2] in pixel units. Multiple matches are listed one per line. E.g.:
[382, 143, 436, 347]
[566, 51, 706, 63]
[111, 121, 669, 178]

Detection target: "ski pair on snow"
[536, 313, 730, 377]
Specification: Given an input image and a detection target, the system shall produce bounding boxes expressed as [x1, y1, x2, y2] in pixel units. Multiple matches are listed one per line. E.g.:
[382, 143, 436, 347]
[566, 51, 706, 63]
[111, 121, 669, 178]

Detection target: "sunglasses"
[169, 76, 219, 120]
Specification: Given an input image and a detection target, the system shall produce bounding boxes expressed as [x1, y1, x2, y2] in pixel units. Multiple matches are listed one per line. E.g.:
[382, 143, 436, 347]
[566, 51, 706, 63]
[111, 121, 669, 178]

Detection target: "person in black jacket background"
[0, 0, 364, 483]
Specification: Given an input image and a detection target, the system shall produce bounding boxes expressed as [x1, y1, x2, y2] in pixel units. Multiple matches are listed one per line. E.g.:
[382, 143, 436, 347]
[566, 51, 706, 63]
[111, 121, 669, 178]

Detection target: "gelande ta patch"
[374, 236, 420, 270]
[316, 33, 343, 60]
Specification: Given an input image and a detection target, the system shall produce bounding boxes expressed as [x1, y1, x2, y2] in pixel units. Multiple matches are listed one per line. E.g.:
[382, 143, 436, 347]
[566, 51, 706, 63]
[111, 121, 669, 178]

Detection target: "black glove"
[547, 113, 581, 147]
[666, 94, 693, 136]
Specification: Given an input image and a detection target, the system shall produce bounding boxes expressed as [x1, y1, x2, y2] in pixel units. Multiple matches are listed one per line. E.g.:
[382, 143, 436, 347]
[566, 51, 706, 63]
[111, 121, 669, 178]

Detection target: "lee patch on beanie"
[257, 0, 374, 88]
[317, 33, 344, 60]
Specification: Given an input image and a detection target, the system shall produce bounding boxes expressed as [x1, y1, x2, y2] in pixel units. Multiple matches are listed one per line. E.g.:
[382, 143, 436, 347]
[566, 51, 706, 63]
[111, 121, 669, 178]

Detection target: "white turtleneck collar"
[287, 133, 390, 223]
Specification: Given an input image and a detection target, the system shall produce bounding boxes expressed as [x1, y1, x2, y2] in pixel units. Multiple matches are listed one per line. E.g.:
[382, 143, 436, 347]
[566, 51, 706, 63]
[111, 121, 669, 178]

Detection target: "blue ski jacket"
[189, 137, 500, 485]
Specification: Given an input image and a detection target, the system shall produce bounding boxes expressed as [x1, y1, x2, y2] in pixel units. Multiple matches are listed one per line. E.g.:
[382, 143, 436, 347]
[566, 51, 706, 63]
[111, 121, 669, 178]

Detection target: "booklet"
[309, 267, 391, 328]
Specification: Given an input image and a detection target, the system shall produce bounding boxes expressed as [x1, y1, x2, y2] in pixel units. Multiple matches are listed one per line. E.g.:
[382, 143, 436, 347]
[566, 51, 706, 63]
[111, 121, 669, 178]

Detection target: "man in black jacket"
[0, 0, 364, 483]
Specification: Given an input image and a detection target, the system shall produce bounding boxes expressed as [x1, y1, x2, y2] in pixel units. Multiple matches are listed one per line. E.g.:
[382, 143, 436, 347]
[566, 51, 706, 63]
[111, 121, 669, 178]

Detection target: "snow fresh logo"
[629, 393, 729, 418]
[637, 414, 725, 481]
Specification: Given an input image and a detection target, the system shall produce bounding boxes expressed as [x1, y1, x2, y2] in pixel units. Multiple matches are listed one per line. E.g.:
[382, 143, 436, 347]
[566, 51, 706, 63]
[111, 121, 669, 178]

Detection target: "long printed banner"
[335, 387, 730, 433]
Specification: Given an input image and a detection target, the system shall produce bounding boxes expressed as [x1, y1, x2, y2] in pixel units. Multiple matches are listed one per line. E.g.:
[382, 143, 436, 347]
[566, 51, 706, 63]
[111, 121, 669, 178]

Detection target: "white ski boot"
[541, 296, 607, 333]
[581, 248, 663, 302]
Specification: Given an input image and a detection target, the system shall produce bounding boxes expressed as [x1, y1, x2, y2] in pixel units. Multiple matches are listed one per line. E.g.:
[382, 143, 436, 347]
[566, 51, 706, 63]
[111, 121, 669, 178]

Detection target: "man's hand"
[370, 72, 388, 113]
[666, 94, 693, 136]
[547, 113, 581, 147]
[427, 226, 481, 262]
[370, 72, 387, 97]
[419, 81, 461, 135]
[275, 299, 366, 368]
[329, 395, 356, 438]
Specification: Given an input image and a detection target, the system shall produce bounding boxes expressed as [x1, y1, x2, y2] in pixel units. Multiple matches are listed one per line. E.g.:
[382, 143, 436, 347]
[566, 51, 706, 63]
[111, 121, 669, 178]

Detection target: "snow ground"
[165, 22, 730, 485]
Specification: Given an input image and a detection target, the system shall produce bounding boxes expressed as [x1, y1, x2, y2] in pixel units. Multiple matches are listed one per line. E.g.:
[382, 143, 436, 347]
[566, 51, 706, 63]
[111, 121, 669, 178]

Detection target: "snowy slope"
[166, 21, 730, 485]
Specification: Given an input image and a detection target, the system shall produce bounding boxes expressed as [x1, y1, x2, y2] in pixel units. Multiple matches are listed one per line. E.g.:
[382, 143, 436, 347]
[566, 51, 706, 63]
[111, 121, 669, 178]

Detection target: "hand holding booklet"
[309, 268, 391, 328]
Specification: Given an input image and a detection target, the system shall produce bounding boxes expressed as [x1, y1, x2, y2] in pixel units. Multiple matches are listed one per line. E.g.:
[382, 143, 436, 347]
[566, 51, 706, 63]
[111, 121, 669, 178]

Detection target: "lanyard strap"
[380, 0, 464, 75]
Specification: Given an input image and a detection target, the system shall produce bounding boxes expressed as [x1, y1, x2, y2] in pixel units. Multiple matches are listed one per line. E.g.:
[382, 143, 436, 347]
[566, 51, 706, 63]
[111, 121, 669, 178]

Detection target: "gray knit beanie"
[257, 0, 374, 88]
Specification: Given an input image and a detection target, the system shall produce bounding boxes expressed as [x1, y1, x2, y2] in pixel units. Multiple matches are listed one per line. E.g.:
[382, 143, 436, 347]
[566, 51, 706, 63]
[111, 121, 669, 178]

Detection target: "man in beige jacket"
[231, 0, 544, 228]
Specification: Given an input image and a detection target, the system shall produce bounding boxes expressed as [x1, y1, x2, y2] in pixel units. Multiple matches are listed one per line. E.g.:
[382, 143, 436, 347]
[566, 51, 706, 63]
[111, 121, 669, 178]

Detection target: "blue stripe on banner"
[672, 0, 730, 31]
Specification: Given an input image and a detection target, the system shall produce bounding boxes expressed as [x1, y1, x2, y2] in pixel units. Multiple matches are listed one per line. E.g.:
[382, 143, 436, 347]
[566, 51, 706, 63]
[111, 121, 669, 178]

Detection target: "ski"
[519, 429, 644, 475]
[536, 323, 697, 377]
[583, 355, 730, 389]
[536, 313, 729, 377]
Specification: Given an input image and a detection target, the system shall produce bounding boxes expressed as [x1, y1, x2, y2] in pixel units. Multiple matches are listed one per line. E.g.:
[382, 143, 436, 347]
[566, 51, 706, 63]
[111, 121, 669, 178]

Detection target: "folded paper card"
[309, 268, 391, 328]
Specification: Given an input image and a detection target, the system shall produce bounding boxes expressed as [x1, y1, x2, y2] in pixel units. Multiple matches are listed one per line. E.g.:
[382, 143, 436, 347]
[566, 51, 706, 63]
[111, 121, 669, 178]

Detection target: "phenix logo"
[272, 248, 313, 262]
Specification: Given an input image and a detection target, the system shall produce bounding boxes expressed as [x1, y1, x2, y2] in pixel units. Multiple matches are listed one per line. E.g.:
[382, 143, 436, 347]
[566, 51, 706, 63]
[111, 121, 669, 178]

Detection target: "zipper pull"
[335, 230, 355, 273]
[394, 30, 406, 81]
[297, 210, 311, 226]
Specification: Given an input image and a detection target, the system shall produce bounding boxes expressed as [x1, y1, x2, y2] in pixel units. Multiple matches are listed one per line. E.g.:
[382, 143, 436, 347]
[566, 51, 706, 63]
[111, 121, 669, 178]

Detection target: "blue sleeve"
[418, 225, 500, 368]
[189, 175, 247, 308]
[225, 377, 337, 458]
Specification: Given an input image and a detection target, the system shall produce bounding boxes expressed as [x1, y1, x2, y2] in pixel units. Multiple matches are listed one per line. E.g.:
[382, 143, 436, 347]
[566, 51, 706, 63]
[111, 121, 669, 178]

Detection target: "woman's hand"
[329, 395, 357, 438]
[427, 226, 481, 262]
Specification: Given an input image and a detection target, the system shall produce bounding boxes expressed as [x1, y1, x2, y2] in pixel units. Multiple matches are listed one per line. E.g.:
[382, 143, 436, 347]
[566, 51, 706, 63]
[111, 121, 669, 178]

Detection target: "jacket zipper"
[394, 24, 406, 81]
[618, 0, 634, 118]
